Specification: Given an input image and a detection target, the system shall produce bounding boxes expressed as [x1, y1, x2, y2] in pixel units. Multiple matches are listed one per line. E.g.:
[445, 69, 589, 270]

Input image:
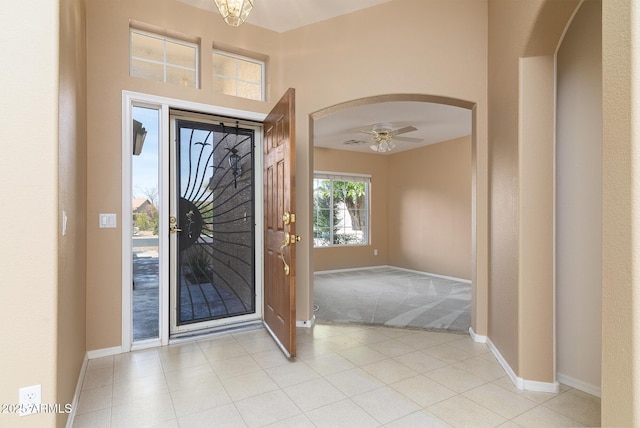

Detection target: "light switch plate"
[99, 213, 117, 228]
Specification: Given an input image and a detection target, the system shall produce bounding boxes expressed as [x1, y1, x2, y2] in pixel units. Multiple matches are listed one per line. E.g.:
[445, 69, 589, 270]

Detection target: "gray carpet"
[314, 267, 471, 332]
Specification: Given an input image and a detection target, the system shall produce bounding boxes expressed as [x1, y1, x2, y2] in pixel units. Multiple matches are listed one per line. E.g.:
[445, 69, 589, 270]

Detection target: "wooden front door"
[263, 88, 296, 357]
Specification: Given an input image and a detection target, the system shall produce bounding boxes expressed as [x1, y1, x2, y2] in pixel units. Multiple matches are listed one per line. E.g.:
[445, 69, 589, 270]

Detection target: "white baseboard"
[296, 315, 316, 328]
[87, 346, 122, 360]
[557, 373, 601, 397]
[486, 337, 559, 394]
[469, 327, 487, 343]
[314, 265, 471, 284]
[65, 353, 88, 428]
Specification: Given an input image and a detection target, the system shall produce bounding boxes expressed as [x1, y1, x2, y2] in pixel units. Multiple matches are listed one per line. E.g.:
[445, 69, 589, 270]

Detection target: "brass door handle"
[169, 215, 181, 233]
[279, 241, 290, 276]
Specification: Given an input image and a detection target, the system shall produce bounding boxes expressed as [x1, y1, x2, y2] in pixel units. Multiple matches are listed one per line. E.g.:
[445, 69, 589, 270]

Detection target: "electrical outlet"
[374, 249, 378, 256]
[19, 384, 41, 416]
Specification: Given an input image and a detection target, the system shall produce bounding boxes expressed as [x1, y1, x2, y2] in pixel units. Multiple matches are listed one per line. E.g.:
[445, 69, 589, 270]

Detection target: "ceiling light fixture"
[369, 131, 396, 153]
[213, 0, 253, 27]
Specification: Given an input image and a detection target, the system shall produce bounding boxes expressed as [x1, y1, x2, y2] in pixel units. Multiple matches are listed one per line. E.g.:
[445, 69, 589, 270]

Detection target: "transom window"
[313, 173, 370, 247]
[213, 50, 265, 101]
[130, 29, 198, 88]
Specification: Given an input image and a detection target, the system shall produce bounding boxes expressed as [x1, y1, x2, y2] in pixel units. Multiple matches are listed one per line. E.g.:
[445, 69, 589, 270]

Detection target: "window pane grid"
[130, 29, 198, 88]
[313, 175, 370, 247]
[213, 50, 264, 101]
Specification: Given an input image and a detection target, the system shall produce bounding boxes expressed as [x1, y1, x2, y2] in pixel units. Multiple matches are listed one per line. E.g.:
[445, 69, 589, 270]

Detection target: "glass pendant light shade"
[213, 0, 253, 27]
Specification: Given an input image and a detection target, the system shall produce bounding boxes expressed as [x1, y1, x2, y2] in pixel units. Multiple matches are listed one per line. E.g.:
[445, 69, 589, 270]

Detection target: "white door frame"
[122, 90, 266, 352]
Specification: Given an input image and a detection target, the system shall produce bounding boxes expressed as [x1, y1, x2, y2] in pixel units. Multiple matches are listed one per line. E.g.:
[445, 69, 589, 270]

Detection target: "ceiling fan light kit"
[366, 122, 414, 153]
[213, 0, 253, 26]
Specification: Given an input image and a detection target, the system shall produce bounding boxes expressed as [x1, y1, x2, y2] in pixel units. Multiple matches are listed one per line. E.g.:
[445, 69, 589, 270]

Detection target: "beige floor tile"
[325, 367, 385, 397]
[113, 357, 164, 383]
[86, 355, 114, 371]
[158, 341, 201, 359]
[304, 352, 356, 376]
[211, 355, 262, 379]
[294, 340, 334, 360]
[305, 399, 379, 428]
[361, 358, 418, 384]
[447, 337, 490, 355]
[428, 395, 507, 428]
[376, 325, 415, 339]
[220, 370, 279, 401]
[463, 383, 538, 419]
[314, 334, 363, 351]
[345, 327, 391, 344]
[110, 391, 176, 428]
[112, 373, 169, 406]
[164, 363, 217, 392]
[264, 360, 320, 388]
[71, 408, 111, 428]
[237, 335, 280, 354]
[423, 343, 474, 364]
[511, 405, 583, 427]
[393, 350, 448, 373]
[114, 348, 160, 367]
[453, 355, 506, 381]
[82, 366, 113, 390]
[426, 366, 488, 393]
[264, 414, 315, 427]
[201, 341, 249, 362]
[178, 403, 247, 428]
[234, 389, 301, 428]
[76, 384, 112, 415]
[338, 344, 388, 366]
[170, 379, 232, 417]
[250, 348, 291, 369]
[352, 386, 421, 424]
[368, 338, 417, 357]
[491, 377, 558, 404]
[385, 409, 453, 428]
[543, 389, 601, 427]
[391, 375, 457, 407]
[160, 347, 209, 373]
[283, 377, 346, 412]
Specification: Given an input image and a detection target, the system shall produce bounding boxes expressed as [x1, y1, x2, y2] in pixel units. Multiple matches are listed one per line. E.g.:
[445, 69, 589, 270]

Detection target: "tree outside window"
[313, 174, 370, 247]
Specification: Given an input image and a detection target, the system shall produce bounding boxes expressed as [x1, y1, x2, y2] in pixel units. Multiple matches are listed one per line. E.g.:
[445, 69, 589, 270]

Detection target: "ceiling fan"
[360, 122, 421, 153]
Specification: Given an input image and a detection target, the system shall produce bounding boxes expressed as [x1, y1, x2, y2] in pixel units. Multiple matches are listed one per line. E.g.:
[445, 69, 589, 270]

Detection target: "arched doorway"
[308, 94, 484, 334]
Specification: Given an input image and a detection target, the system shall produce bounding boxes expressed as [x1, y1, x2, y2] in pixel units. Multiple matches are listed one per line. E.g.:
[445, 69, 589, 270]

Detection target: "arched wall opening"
[308, 93, 485, 334]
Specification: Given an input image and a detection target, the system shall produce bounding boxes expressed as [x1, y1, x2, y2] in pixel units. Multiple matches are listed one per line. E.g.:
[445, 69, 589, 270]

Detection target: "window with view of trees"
[313, 173, 370, 247]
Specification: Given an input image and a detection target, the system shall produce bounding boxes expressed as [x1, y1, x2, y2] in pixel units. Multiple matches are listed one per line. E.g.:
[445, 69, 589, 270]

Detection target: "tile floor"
[72, 324, 601, 428]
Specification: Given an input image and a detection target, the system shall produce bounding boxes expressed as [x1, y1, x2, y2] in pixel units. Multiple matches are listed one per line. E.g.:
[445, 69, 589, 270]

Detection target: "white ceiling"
[178, 0, 393, 33]
[178, 0, 472, 154]
[314, 101, 472, 154]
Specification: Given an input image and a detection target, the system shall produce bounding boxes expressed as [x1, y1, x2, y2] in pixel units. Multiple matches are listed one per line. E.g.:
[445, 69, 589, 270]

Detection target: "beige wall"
[85, 0, 284, 350]
[284, 0, 488, 324]
[487, 0, 580, 381]
[314, 137, 472, 280]
[388, 137, 472, 280]
[313, 148, 389, 271]
[0, 1, 60, 426]
[85, 0, 488, 346]
[602, 0, 640, 424]
[57, 0, 88, 425]
[556, 0, 602, 394]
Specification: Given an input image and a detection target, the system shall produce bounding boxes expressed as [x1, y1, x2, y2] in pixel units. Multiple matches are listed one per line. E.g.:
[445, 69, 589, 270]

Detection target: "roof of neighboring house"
[132, 198, 151, 211]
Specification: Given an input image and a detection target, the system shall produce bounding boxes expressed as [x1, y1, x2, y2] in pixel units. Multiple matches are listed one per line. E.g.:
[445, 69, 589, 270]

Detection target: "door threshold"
[169, 319, 264, 344]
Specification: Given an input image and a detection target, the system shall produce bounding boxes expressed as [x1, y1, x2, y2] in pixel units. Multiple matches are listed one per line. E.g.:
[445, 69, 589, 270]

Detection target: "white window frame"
[130, 28, 199, 88]
[313, 171, 371, 248]
[213, 49, 265, 101]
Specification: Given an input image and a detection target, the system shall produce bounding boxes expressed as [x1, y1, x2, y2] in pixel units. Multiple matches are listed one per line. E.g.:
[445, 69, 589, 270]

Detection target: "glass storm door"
[169, 112, 258, 335]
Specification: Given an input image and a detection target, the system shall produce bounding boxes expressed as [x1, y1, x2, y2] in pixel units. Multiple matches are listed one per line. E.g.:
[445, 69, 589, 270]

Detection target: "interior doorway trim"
[121, 90, 266, 352]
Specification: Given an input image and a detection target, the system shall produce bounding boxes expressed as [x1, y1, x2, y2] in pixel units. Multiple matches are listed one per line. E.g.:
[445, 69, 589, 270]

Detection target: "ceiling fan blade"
[392, 126, 418, 136]
[396, 136, 423, 143]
